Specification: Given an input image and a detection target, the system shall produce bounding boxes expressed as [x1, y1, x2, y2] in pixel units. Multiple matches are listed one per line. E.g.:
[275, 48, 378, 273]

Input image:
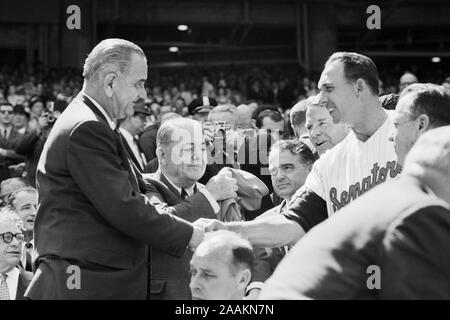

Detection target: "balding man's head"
[0, 209, 23, 272]
[189, 230, 254, 300]
[399, 72, 418, 92]
[403, 125, 450, 205]
[237, 104, 256, 130]
[156, 118, 206, 188]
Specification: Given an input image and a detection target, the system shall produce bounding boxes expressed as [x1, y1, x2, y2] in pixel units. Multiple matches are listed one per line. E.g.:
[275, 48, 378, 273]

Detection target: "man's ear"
[307, 163, 313, 173]
[103, 72, 116, 98]
[156, 147, 166, 164]
[417, 114, 430, 134]
[355, 79, 366, 97]
[237, 268, 252, 292]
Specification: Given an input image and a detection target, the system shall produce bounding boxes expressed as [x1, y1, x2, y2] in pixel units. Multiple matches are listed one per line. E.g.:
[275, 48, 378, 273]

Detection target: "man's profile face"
[189, 249, 243, 300]
[164, 123, 207, 187]
[0, 220, 22, 269]
[13, 191, 38, 232]
[269, 150, 310, 200]
[111, 53, 147, 120]
[0, 105, 13, 125]
[318, 61, 358, 125]
[305, 105, 349, 156]
[392, 93, 420, 166]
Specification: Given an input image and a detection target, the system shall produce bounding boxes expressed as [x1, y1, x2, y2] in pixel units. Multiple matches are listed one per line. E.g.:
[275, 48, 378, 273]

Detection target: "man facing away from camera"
[26, 38, 207, 300]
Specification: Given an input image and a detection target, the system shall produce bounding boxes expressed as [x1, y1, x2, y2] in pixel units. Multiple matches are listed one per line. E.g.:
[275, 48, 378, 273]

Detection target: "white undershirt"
[163, 173, 220, 213]
[119, 128, 146, 169]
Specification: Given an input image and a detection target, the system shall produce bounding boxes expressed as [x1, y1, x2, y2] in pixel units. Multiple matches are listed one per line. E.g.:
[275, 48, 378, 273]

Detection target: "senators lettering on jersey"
[283, 111, 399, 233]
[329, 160, 402, 212]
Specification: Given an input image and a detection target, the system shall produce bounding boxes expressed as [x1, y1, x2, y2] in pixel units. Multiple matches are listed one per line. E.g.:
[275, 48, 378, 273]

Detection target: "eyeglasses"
[0, 232, 25, 244]
[0, 110, 13, 114]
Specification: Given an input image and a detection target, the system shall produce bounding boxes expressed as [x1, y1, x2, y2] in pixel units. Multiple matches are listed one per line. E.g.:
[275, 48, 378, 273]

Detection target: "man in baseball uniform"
[202, 52, 401, 248]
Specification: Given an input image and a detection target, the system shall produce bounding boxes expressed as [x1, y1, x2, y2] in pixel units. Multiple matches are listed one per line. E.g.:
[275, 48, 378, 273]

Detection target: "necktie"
[181, 188, 188, 200]
[25, 242, 33, 272]
[3, 129, 7, 140]
[0, 274, 10, 300]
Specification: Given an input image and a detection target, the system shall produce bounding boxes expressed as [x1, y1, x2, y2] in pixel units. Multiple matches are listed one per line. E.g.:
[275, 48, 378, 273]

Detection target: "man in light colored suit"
[146, 117, 238, 299]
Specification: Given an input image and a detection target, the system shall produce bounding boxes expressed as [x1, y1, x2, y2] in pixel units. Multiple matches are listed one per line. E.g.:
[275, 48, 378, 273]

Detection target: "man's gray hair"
[0, 207, 21, 229]
[156, 117, 200, 149]
[208, 104, 239, 126]
[83, 38, 146, 81]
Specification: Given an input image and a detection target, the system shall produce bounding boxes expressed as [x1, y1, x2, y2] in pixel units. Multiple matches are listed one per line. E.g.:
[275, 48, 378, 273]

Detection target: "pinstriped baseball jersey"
[303, 110, 401, 215]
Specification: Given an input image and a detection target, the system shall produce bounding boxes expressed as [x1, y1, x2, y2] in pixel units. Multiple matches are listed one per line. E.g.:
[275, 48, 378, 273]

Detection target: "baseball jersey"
[284, 110, 401, 231]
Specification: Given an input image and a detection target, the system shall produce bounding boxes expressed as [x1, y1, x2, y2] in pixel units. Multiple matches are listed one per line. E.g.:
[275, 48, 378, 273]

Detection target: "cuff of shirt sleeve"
[199, 188, 220, 213]
[245, 282, 264, 294]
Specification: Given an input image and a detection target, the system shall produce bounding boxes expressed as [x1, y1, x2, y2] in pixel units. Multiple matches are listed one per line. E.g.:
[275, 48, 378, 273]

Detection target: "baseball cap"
[188, 96, 217, 115]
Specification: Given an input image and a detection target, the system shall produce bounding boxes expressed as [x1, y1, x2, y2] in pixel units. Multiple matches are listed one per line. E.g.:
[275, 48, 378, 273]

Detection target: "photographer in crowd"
[15, 100, 67, 187]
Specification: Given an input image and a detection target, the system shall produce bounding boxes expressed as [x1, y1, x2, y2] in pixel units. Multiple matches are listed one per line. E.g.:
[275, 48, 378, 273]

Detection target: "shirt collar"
[5, 266, 19, 278]
[162, 172, 196, 197]
[83, 93, 116, 131]
[118, 127, 134, 144]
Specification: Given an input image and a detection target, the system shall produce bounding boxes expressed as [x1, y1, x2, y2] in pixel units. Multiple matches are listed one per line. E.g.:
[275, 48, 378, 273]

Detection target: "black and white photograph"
[0, 0, 449, 306]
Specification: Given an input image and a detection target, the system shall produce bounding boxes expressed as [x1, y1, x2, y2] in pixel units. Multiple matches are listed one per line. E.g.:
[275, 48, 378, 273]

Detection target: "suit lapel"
[121, 134, 144, 171]
[160, 172, 183, 200]
[82, 95, 142, 193]
[16, 268, 31, 300]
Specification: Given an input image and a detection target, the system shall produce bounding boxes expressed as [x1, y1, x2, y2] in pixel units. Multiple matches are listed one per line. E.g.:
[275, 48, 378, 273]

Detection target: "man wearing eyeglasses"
[0, 103, 25, 183]
[0, 211, 32, 300]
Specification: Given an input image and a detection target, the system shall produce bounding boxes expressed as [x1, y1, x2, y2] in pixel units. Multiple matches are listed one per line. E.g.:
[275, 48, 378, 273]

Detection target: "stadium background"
[0, 0, 449, 101]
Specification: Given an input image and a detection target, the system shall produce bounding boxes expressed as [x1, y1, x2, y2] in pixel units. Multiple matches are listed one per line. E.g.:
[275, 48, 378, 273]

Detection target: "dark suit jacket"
[144, 171, 216, 300]
[139, 124, 159, 162]
[0, 127, 25, 182]
[25, 94, 194, 300]
[16, 267, 33, 300]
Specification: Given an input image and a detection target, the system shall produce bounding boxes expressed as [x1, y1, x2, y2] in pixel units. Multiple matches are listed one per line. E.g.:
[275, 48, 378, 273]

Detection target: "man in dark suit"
[145, 118, 238, 299]
[119, 101, 150, 171]
[25, 39, 205, 300]
[245, 140, 316, 299]
[0, 102, 25, 182]
[0, 211, 32, 300]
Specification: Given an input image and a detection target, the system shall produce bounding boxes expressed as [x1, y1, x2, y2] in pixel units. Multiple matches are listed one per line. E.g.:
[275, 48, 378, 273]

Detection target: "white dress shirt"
[83, 93, 116, 130]
[119, 127, 146, 169]
[4, 267, 20, 300]
[21, 239, 36, 269]
[164, 174, 220, 213]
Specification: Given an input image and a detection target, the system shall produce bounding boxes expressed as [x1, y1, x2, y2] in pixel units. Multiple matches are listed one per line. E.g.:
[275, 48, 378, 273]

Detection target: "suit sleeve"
[251, 246, 274, 283]
[381, 205, 450, 299]
[144, 179, 217, 222]
[67, 121, 193, 258]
